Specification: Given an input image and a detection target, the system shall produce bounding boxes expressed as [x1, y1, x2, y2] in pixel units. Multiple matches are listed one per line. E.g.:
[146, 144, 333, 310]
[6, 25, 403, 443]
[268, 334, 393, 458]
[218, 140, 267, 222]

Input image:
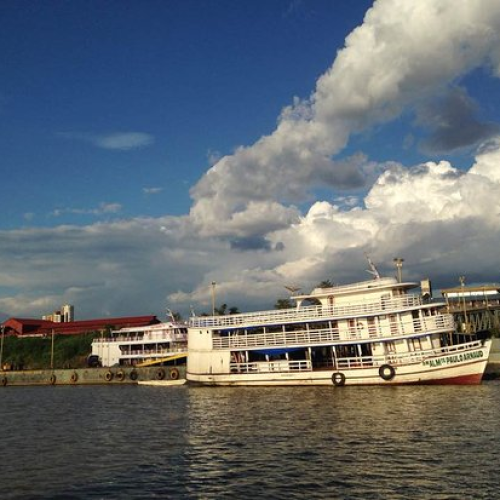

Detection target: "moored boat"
[91, 320, 187, 368]
[186, 271, 491, 386]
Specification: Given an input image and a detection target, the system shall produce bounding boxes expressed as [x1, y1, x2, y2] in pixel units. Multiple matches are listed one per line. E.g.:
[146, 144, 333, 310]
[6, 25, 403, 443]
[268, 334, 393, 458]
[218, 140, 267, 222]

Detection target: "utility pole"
[51, 328, 55, 370]
[459, 276, 469, 334]
[0, 326, 5, 371]
[211, 281, 216, 316]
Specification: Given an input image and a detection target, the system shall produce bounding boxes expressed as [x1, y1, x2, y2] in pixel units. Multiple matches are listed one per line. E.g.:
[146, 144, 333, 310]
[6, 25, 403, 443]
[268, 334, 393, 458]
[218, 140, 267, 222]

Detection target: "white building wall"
[61, 304, 74, 322]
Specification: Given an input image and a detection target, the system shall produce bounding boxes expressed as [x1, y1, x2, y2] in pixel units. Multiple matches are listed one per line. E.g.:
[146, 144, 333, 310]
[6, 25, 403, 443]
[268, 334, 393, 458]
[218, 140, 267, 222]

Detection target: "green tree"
[274, 298, 293, 309]
[215, 303, 227, 315]
[316, 279, 334, 288]
[213, 304, 240, 315]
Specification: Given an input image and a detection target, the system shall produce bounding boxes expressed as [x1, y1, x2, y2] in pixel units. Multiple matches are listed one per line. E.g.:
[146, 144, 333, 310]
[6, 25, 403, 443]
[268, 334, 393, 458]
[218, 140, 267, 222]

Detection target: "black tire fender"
[379, 364, 396, 381]
[332, 372, 346, 386]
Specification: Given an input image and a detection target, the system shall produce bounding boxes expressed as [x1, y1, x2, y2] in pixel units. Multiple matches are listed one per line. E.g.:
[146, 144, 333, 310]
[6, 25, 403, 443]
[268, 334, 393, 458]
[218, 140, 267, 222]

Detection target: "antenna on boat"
[166, 308, 176, 323]
[364, 253, 381, 280]
[284, 285, 301, 295]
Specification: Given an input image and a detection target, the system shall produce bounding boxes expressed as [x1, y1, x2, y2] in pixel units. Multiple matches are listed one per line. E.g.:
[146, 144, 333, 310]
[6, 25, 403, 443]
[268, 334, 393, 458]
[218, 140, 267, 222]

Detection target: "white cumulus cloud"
[59, 131, 155, 150]
[189, 0, 500, 242]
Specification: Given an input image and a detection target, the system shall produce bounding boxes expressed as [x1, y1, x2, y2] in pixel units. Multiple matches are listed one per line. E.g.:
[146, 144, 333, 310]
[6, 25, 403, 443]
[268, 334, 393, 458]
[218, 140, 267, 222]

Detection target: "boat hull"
[187, 341, 491, 387]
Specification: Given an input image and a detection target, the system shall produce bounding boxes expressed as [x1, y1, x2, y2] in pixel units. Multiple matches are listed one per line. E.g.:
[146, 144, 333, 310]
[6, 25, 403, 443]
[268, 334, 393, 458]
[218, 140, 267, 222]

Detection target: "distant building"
[42, 304, 75, 323]
[441, 284, 500, 334]
[441, 284, 500, 309]
[1, 315, 160, 337]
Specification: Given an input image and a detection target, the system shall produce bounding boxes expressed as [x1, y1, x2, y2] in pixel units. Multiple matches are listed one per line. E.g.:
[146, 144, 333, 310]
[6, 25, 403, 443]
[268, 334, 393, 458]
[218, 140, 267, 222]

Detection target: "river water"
[0, 382, 498, 499]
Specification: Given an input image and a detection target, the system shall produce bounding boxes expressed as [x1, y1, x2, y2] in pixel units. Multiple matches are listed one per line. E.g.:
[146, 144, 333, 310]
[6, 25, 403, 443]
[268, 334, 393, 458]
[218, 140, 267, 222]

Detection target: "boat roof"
[293, 277, 418, 301]
[113, 321, 185, 333]
[441, 284, 500, 297]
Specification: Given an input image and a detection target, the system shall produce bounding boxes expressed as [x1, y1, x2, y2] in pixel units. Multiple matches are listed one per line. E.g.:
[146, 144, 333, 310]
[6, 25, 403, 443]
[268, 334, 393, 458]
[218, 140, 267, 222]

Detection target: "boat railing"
[230, 360, 311, 374]
[212, 314, 454, 350]
[227, 340, 486, 374]
[93, 332, 187, 343]
[189, 295, 427, 329]
[336, 339, 486, 368]
[125, 346, 188, 357]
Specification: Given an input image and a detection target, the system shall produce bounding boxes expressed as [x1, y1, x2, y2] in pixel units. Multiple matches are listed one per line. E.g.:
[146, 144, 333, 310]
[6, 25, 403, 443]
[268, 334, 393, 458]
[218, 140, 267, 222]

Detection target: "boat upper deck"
[189, 293, 443, 330]
[92, 323, 187, 344]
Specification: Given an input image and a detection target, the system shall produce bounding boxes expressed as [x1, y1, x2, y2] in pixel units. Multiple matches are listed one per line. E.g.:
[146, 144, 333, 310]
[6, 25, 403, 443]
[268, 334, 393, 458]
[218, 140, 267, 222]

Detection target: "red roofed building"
[1, 315, 160, 337]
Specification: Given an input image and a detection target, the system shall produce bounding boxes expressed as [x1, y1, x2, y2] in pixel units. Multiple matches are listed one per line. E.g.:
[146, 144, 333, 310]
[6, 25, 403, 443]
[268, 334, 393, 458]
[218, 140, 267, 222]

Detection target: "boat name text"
[423, 350, 484, 368]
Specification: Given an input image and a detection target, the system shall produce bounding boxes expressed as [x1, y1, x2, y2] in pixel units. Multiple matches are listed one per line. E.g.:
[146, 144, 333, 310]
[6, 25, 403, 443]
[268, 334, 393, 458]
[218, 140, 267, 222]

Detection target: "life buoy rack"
[156, 368, 166, 380]
[116, 370, 125, 382]
[1, 377, 7, 386]
[70, 372, 78, 384]
[169, 368, 180, 380]
[332, 372, 346, 386]
[130, 370, 138, 381]
[50, 374, 56, 385]
[105, 371, 113, 382]
[379, 364, 396, 381]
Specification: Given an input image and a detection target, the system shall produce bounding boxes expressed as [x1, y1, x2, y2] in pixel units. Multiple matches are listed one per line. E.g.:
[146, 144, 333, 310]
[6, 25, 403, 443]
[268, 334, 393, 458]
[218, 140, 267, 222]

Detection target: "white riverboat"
[91, 321, 188, 368]
[186, 273, 491, 386]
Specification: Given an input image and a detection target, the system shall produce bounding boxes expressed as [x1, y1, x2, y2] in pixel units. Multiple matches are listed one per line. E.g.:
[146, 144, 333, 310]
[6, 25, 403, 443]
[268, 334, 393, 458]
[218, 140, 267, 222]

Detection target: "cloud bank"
[189, 0, 500, 242]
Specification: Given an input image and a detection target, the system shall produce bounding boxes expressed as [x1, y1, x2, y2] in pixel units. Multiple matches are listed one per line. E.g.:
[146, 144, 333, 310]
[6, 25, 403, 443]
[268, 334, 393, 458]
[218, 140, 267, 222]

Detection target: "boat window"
[360, 344, 372, 357]
[408, 338, 422, 351]
[267, 325, 285, 333]
[310, 321, 330, 331]
[381, 293, 391, 308]
[385, 341, 396, 352]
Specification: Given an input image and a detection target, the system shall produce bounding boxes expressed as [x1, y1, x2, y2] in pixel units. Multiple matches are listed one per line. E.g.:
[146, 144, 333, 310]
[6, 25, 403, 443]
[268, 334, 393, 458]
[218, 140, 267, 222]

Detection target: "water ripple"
[0, 383, 499, 499]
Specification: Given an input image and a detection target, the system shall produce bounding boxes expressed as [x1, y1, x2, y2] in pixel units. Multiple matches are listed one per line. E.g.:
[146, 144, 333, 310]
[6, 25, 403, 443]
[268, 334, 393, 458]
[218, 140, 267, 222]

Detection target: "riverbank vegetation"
[1, 333, 97, 370]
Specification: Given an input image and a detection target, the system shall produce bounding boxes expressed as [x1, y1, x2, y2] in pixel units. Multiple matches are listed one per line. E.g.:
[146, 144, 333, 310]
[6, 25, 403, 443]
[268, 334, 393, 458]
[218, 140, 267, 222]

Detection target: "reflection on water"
[0, 383, 498, 499]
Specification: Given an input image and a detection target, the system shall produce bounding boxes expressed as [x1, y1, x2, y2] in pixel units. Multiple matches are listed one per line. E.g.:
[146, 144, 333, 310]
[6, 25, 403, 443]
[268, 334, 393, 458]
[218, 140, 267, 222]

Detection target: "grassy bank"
[1, 333, 98, 370]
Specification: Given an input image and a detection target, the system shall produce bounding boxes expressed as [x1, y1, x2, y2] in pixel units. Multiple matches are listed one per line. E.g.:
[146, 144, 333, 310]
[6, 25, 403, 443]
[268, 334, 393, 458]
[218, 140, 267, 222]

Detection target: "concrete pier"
[0, 365, 185, 387]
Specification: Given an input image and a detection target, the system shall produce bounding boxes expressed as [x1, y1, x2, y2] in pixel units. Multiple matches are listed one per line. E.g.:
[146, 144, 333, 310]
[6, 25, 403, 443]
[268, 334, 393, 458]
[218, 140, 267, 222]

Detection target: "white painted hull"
[138, 379, 186, 386]
[187, 341, 491, 386]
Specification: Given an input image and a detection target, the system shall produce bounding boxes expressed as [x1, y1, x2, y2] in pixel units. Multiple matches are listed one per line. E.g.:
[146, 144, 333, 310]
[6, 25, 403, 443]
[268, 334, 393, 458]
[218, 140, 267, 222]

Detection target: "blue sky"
[2, 0, 500, 320]
[2, 0, 372, 229]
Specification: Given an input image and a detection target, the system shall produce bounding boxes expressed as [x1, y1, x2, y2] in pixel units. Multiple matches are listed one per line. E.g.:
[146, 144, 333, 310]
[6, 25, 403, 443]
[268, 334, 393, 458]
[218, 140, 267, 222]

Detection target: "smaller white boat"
[138, 379, 187, 386]
[91, 320, 187, 368]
